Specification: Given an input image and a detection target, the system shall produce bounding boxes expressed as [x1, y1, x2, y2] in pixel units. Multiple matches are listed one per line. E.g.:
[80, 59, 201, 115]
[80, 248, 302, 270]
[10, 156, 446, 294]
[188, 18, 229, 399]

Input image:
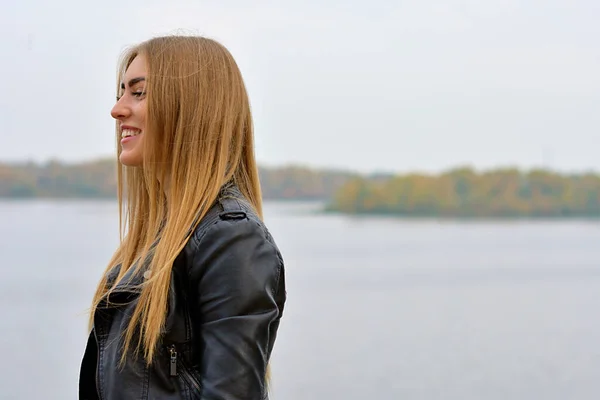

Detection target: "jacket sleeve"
[187, 216, 286, 399]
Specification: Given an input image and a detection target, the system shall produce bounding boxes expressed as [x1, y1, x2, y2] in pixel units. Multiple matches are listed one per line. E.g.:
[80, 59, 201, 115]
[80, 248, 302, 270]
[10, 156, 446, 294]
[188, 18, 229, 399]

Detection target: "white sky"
[1, 0, 599, 173]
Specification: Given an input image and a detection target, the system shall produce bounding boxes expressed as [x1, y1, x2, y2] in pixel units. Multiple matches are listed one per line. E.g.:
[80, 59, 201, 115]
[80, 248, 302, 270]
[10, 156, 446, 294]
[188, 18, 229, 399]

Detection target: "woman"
[78, 35, 287, 400]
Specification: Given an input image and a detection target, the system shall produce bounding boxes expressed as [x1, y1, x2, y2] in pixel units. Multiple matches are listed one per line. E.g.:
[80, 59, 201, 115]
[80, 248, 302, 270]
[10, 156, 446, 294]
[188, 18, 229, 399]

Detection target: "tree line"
[0, 159, 355, 201]
[326, 167, 600, 218]
[3, 160, 600, 218]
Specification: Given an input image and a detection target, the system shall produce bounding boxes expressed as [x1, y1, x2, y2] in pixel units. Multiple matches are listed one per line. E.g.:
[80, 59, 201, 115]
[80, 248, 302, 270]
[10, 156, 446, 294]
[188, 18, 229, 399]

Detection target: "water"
[1, 200, 599, 399]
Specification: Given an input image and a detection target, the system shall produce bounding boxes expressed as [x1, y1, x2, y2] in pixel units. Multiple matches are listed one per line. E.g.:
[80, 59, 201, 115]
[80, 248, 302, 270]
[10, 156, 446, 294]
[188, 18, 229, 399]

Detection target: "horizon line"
[1, 156, 600, 176]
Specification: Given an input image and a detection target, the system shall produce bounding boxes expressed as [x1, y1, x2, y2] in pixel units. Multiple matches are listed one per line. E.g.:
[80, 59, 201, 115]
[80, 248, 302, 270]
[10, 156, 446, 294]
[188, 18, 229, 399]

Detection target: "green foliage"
[5, 159, 600, 218]
[327, 166, 600, 218]
[0, 159, 118, 199]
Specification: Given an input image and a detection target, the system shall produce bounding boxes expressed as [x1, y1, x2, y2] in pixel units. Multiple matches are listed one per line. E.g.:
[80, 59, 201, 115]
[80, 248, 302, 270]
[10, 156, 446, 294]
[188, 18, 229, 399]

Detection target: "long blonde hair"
[89, 35, 263, 366]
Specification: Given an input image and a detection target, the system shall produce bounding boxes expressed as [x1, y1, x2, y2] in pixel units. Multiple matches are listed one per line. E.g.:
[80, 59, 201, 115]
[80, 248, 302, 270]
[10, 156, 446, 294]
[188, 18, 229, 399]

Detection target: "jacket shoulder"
[185, 185, 280, 263]
[191, 186, 262, 238]
[183, 187, 285, 305]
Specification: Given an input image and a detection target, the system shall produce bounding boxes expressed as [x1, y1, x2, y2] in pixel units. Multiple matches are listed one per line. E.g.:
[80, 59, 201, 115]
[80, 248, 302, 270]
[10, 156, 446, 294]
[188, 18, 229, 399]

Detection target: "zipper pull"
[168, 345, 178, 376]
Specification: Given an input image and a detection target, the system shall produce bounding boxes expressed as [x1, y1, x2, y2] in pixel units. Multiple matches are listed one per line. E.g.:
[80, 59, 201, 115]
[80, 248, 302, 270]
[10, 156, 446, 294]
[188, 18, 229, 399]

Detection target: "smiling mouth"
[121, 129, 142, 138]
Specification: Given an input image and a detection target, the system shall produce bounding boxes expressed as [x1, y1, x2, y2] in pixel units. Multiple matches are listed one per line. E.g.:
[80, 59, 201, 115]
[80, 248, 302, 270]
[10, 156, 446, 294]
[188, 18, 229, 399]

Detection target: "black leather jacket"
[79, 186, 287, 399]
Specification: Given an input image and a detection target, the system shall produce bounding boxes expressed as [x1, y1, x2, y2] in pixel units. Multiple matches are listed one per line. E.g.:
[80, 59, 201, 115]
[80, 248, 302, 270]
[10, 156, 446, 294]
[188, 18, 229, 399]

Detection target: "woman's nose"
[111, 98, 131, 120]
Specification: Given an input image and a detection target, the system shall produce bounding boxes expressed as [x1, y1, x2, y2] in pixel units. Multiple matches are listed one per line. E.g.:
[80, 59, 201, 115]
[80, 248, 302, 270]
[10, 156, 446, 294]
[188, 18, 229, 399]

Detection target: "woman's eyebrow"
[120, 77, 146, 90]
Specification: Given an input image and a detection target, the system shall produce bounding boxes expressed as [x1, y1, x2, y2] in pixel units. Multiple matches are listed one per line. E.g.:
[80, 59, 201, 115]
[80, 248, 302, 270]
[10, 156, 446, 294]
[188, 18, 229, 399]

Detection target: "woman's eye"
[115, 91, 145, 101]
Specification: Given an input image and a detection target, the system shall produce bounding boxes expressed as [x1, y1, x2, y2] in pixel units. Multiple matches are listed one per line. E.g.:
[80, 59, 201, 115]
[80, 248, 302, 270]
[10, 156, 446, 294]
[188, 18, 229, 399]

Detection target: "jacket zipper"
[168, 344, 202, 393]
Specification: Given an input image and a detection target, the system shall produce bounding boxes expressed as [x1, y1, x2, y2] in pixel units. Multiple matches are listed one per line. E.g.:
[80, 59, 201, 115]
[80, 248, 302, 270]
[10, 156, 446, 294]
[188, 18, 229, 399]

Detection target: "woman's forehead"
[123, 54, 147, 81]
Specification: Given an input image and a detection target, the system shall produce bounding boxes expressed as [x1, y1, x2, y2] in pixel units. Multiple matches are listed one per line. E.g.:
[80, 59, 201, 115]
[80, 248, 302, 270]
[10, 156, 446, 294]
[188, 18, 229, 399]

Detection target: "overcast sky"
[1, 0, 598, 173]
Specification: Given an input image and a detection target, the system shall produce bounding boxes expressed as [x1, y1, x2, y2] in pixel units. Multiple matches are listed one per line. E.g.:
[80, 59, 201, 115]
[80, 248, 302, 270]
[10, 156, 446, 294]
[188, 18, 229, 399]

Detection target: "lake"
[1, 200, 599, 399]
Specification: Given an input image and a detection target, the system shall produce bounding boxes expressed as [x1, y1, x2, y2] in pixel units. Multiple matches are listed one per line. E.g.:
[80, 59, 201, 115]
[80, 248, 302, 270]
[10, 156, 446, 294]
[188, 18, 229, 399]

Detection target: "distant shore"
[0, 159, 355, 201]
[324, 167, 600, 219]
[2, 160, 600, 219]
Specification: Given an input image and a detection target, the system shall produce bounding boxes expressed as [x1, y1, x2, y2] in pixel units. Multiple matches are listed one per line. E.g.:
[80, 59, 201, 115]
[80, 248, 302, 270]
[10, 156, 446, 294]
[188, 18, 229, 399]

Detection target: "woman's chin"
[119, 152, 143, 167]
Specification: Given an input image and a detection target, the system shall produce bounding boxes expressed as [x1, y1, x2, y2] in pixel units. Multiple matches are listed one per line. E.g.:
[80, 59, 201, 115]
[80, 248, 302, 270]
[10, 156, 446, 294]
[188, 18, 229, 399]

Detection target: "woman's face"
[111, 54, 147, 167]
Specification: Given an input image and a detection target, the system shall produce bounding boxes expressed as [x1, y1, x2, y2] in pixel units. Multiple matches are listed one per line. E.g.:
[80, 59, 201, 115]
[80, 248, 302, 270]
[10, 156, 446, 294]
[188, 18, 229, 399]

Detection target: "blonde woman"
[78, 36, 287, 399]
